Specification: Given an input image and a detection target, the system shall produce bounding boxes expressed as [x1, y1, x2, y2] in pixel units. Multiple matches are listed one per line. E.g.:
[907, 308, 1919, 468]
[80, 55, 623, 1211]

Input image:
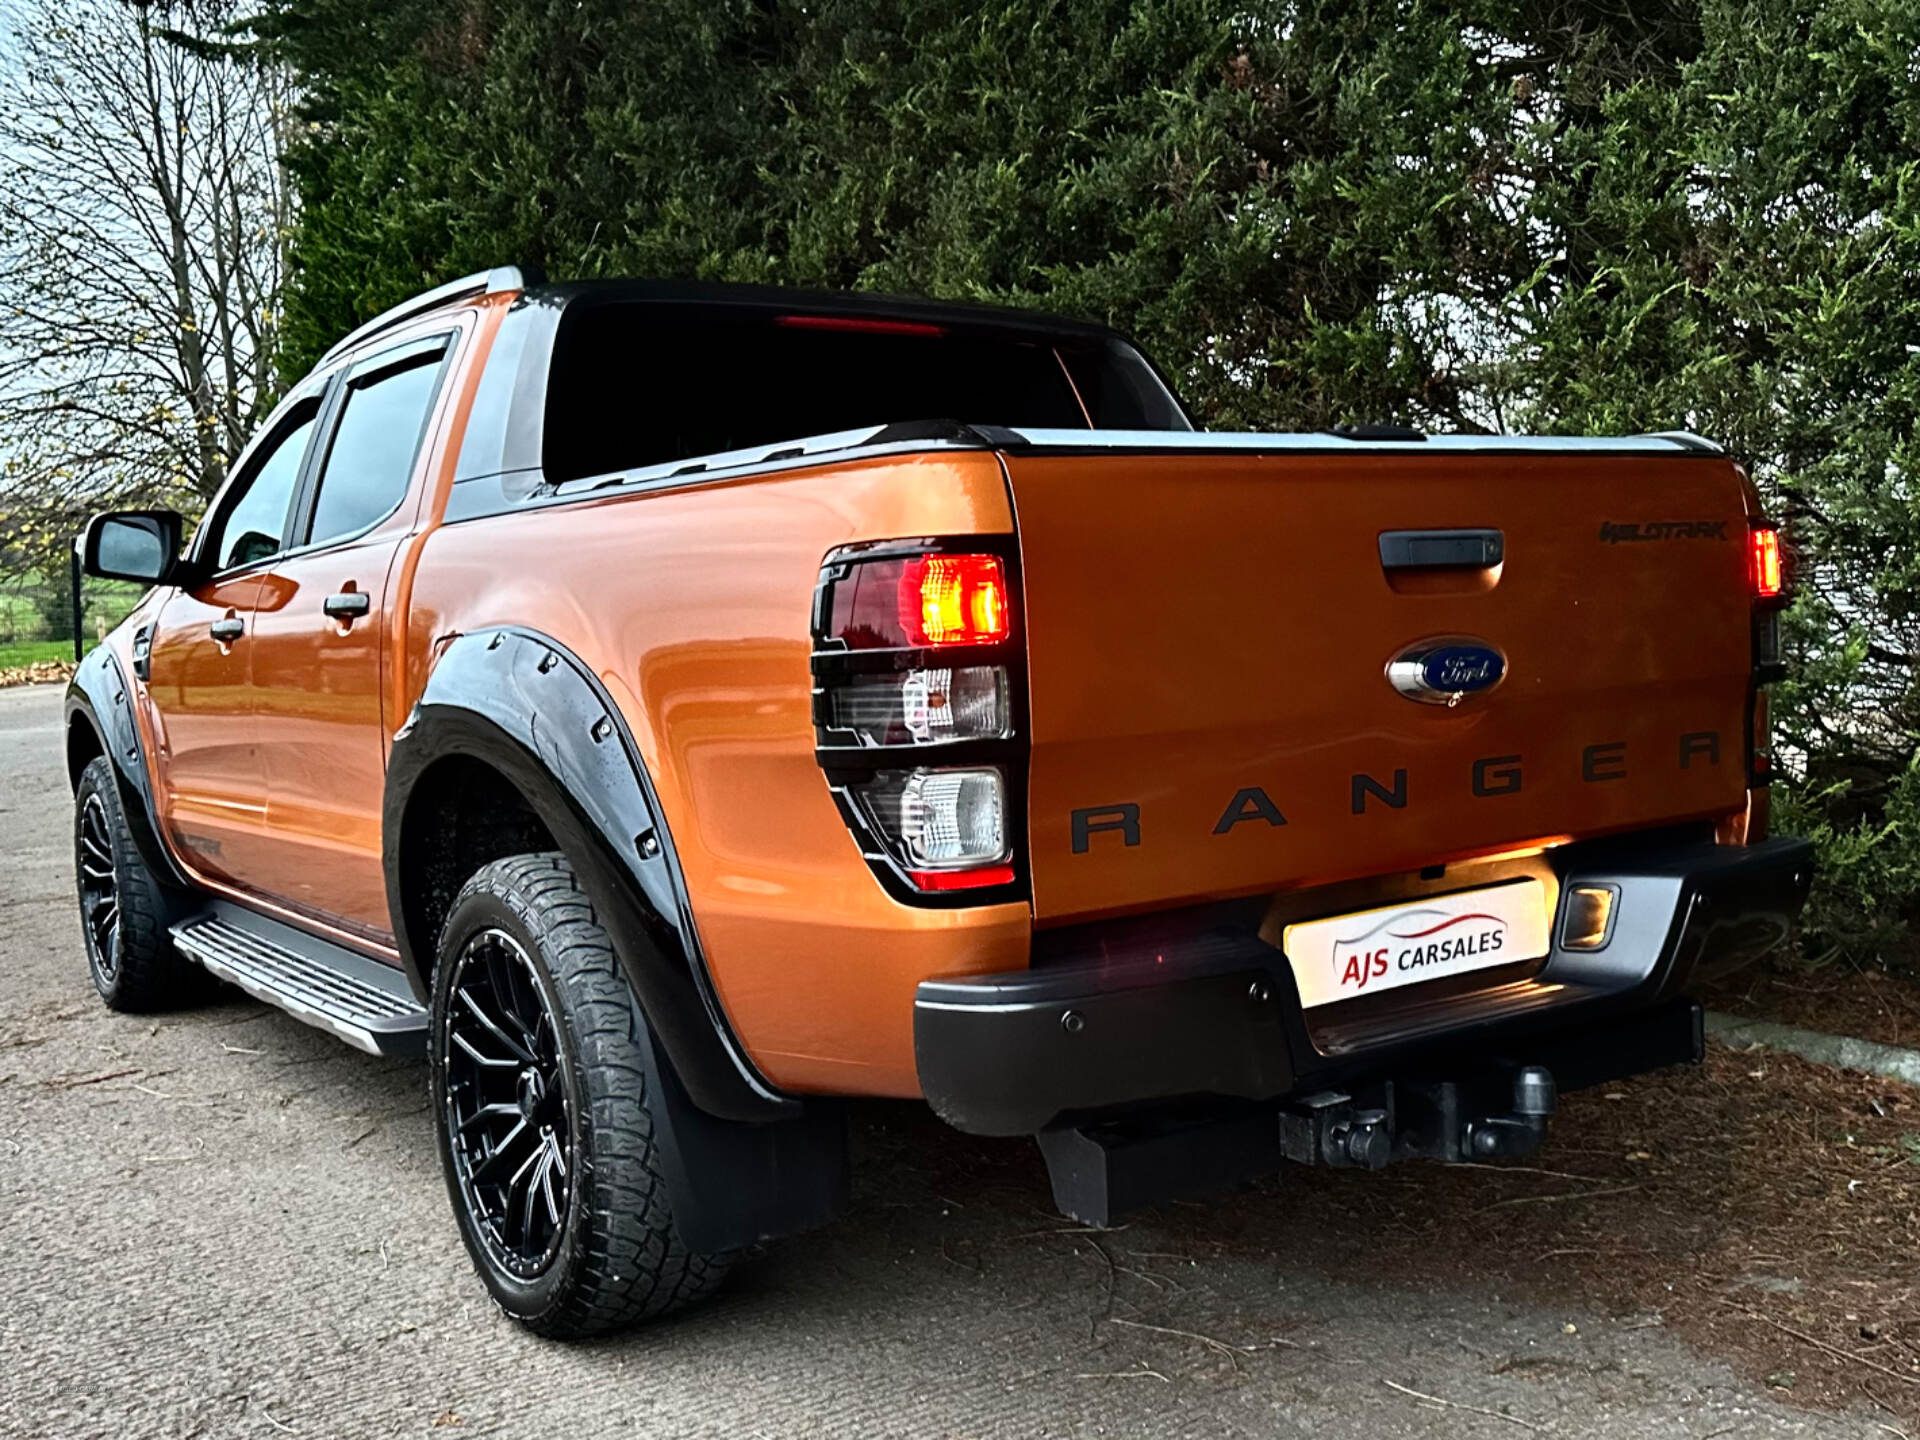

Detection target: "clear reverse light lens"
[856, 767, 1007, 871]
[900, 768, 1005, 868]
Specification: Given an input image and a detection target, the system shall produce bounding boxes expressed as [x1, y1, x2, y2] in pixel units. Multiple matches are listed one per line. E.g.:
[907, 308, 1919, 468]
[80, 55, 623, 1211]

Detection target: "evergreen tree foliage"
[256, 0, 1920, 959]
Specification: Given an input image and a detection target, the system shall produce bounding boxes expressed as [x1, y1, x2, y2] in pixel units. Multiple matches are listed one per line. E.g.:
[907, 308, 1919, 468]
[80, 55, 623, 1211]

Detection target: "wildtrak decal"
[1598, 520, 1729, 543]
[1068, 730, 1722, 854]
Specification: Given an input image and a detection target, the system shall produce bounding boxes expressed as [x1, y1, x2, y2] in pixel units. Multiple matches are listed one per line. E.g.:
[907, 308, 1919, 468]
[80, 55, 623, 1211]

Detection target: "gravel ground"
[0, 682, 1881, 1438]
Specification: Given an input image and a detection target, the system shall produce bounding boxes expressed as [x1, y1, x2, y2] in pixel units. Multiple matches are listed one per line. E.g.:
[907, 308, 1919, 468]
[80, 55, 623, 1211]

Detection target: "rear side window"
[541, 303, 1187, 483]
[304, 339, 449, 548]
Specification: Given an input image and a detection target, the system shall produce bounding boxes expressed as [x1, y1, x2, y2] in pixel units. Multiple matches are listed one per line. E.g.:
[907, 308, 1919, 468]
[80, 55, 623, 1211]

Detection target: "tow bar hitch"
[1281, 1066, 1558, 1169]
[1037, 1065, 1560, 1225]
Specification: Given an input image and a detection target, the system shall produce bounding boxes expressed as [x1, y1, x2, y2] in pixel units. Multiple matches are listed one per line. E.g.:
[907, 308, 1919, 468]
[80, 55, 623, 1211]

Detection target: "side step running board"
[170, 903, 427, 1057]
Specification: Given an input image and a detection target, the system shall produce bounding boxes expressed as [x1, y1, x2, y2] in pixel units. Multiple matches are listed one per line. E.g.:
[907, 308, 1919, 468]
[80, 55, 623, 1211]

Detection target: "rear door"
[145, 398, 322, 887]
[1007, 443, 1757, 922]
[247, 332, 455, 939]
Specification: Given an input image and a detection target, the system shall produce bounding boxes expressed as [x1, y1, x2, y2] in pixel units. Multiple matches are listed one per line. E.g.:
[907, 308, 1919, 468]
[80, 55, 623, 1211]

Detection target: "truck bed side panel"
[407, 452, 1028, 1097]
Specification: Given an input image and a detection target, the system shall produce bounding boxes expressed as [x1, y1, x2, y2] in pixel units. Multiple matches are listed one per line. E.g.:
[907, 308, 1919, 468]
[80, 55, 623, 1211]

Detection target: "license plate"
[1284, 879, 1550, 1009]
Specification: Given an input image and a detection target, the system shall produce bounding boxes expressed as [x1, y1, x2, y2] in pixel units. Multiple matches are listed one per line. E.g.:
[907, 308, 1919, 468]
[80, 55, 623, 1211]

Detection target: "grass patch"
[0, 639, 90, 670]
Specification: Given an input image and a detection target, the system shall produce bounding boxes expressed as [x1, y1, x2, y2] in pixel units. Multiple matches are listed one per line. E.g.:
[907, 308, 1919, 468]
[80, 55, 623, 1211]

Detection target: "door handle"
[1378, 529, 1504, 571]
[323, 591, 371, 621]
[209, 616, 244, 644]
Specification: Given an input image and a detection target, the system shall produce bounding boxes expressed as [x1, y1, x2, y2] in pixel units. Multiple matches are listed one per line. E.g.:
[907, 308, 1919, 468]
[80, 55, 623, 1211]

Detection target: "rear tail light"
[1745, 523, 1784, 831]
[906, 555, 1010, 646]
[1748, 521, 1787, 679]
[813, 543, 1025, 903]
[1750, 526, 1783, 600]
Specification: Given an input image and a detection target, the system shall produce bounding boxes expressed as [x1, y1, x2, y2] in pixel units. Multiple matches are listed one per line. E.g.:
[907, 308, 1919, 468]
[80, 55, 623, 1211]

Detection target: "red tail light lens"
[902, 555, 1009, 646]
[910, 864, 1017, 891]
[827, 553, 1011, 649]
[1751, 526, 1783, 599]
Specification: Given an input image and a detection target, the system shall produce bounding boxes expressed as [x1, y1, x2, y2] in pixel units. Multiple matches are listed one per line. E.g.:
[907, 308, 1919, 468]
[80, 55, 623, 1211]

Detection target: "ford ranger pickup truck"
[67, 267, 1811, 1336]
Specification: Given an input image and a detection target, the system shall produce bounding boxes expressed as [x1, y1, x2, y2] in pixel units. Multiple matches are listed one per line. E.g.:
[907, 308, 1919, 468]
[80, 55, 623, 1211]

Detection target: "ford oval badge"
[1387, 637, 1507, 707]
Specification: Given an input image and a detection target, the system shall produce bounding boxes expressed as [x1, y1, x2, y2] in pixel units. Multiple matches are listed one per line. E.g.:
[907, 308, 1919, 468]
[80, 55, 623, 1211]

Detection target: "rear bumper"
[914, 835, 1812, 1136]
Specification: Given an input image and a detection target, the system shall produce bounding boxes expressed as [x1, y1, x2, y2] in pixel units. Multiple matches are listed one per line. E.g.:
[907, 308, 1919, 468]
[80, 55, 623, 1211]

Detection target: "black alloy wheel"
[441, 926, 574, 1278]
[73, 755, 195, 1012]
[77, 790, 121, 988]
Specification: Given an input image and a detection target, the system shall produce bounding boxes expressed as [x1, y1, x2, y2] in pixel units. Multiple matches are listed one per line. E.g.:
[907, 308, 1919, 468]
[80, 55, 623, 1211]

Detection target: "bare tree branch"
[0, 0, 288, 574]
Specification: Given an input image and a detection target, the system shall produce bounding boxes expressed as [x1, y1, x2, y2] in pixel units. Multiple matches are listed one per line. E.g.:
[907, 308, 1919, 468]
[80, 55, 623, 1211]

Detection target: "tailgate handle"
[1378, 529, 1504, 571]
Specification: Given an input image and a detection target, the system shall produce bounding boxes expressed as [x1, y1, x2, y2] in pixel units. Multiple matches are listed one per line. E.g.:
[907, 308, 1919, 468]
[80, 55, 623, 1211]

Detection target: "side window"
[203, 407, 319, 572]
[304, 340, 449, 549]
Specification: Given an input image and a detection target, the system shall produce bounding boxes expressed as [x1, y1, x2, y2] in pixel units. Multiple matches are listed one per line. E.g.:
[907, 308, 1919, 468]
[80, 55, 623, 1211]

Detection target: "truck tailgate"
[1007, 446, 1757, 923]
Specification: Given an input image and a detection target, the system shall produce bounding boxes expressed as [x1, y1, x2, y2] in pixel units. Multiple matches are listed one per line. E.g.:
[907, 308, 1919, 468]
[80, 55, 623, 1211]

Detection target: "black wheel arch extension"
[384, 626, 797, 1126]
[64, 646, 191, 892]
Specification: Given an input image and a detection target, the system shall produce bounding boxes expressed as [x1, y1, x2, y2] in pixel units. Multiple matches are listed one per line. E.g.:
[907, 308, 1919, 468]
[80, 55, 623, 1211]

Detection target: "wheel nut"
[1249, 980, 1272, 1003]
[1061, 1010, 1086, 1035]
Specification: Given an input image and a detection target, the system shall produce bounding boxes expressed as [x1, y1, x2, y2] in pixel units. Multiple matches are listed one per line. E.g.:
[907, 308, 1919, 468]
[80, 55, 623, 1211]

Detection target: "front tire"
[429, 852, 732, 1337]
[74, 755, 194, 1011]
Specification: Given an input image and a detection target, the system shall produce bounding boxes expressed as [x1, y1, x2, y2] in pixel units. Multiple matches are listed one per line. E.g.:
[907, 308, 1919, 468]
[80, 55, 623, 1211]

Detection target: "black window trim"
[285, 329, 457, 558]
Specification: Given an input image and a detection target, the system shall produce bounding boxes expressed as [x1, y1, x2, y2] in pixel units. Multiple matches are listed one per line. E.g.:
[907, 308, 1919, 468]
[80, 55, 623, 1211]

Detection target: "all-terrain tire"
[429, 852, 733, 1337]
[74, 755, 197, 1011]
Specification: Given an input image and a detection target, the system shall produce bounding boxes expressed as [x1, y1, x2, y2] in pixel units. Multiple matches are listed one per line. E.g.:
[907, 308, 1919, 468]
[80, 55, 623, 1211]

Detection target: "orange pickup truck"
[68, 268, 1809, 1336]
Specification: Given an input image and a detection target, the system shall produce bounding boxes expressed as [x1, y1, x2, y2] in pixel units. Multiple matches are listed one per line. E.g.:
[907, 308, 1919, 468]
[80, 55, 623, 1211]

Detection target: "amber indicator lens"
[828, 554, 1011, 649]
[1750, 526, 1783, 599]
[829, 666, 1009, 746]
[1561, 884, 1618, 951]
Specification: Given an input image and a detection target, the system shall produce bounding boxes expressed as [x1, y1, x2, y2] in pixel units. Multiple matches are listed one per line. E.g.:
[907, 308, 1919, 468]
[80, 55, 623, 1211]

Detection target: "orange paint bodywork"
[118, 288, 1771, 1103]
[405, 449, 1031, 1095]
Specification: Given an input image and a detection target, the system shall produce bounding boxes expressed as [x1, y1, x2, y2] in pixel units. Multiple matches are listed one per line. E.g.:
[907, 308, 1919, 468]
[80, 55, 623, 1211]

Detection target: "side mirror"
[79, 510, 184, 585]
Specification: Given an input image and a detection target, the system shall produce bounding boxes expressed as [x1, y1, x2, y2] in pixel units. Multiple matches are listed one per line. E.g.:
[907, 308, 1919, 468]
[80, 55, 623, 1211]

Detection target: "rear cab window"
[538, 302, 1189, 484]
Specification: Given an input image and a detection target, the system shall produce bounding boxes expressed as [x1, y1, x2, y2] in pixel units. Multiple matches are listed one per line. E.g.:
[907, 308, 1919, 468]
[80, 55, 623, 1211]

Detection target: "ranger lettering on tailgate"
[1069, 729, 1726, 852]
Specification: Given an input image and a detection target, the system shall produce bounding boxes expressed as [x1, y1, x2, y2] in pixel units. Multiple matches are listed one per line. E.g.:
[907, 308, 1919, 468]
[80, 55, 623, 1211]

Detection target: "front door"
[146, 401, 321, 888]
[248, 333, 454, 939]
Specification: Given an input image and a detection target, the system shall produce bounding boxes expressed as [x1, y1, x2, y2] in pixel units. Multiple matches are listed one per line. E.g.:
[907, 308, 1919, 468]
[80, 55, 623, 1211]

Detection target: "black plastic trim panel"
[917, 934, 1293, 1135]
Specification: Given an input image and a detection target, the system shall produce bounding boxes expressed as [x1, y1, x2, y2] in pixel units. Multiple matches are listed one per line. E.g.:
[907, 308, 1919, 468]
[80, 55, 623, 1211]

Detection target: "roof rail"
[318, 265, 527, 366]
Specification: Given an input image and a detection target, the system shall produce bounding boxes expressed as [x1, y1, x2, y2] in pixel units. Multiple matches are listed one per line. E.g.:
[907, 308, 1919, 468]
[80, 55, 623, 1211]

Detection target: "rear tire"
[429, 852, 733, 1337]
[74, 755, 196, 1012]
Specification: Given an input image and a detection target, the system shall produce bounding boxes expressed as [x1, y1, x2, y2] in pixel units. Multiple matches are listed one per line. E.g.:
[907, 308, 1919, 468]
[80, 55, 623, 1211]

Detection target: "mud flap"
[632, 1016, 850, 1254]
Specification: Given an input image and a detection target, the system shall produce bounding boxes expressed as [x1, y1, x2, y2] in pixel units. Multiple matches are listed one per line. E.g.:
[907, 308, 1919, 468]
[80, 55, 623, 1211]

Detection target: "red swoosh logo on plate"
[1389, 912, 1503, 940]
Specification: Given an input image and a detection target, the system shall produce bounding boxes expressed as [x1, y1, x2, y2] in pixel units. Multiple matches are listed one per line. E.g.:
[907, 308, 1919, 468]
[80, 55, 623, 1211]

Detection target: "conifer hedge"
[258, 0, 1920, 958]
